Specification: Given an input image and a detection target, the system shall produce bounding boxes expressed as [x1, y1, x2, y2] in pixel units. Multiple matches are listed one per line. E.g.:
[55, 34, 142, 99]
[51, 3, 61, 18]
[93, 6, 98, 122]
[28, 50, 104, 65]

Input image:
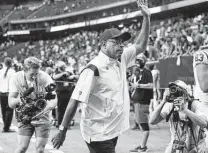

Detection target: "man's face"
[25, 68, 39, 82]
[106, 38, 124, 59]
[136, 59, 145, 69]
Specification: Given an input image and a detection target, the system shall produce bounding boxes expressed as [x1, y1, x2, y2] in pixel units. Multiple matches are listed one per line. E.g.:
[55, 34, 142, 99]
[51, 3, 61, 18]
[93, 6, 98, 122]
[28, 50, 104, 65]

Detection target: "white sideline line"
[0, 118, 64, 153]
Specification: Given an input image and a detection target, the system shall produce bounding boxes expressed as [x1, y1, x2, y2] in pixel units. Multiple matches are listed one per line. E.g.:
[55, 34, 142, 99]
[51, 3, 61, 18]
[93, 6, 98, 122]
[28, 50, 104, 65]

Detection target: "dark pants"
[0, 93, 14, 131]
[86, 137, 118, 153]
[57, 92, 71, 126]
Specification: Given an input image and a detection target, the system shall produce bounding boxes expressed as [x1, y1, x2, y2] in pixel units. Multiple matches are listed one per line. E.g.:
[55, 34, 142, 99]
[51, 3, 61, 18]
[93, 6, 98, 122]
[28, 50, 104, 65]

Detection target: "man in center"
[52, 0, 151, 152]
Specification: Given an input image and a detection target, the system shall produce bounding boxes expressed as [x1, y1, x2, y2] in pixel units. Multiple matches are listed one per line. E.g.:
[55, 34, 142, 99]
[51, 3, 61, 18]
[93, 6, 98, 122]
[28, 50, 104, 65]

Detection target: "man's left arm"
[134, 0, 151, 56]
[183, 101, 208, 129]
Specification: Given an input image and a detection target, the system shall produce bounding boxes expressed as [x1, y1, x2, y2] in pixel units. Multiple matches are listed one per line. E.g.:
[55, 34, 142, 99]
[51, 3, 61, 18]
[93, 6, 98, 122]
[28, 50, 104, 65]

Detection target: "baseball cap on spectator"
[4, 57, 12, 67]
[100, 28, 131, 42]
[136, 53, 147, 63]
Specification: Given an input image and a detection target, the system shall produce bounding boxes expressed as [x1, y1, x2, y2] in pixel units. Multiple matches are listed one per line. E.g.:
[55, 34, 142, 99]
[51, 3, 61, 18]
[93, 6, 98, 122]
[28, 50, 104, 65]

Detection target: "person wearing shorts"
[8, 57, 57, 153]
[130, 53, 153, 152]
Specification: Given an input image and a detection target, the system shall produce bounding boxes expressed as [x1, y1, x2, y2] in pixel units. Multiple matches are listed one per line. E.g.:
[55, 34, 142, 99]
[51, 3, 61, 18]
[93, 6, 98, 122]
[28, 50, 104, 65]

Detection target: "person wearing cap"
[53, 61, 77, 128]
[130, 53, 153, 152]
[51, 0, 151, 152]
[0, 57, 16, 132]
[8, 56, 57, 153]
[149, 80, 207, 153]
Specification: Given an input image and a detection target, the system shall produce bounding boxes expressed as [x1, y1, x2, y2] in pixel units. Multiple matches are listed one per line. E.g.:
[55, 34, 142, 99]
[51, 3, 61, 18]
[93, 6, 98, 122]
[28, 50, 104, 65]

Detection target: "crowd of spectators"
[1, 11, 208, 73]
[1, 0, 185, 23]
[0, 39, 16, 52]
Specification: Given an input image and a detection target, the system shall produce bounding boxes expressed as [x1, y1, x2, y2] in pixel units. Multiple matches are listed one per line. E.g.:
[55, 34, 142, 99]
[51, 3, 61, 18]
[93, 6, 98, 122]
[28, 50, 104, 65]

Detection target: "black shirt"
[53, 71, 75, 94]
[133, 68, 153, 105]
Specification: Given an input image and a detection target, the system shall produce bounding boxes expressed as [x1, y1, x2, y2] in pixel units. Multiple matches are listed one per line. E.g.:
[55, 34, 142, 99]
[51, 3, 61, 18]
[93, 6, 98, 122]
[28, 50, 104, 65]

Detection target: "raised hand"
[162, 88, 170, 101]
[137, 0, 151, 17]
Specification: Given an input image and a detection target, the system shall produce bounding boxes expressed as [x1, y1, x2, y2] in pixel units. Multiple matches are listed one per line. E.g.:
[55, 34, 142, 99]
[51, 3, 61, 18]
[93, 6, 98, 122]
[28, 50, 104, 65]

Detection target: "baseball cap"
[4, 57, 12, 67]
[136, 53, 147, 63]
[100, 28, 131, 42]
[169, 80, 190, 94]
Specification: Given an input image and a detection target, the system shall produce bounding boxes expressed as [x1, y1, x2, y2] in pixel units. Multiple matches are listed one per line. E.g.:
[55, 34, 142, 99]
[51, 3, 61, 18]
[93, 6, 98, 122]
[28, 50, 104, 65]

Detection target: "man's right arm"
[59, 69, 95, 129]
[59, 99, 80, 129]
[149, 99, 166, 125]
[149, 89, 171, 124]
[8, 92, 20, 109]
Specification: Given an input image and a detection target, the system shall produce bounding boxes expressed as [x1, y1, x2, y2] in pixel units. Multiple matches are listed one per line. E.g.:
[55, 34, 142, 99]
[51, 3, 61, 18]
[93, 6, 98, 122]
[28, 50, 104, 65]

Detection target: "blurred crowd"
[1, 0, 186, 31]
[1, 10, 208, 73]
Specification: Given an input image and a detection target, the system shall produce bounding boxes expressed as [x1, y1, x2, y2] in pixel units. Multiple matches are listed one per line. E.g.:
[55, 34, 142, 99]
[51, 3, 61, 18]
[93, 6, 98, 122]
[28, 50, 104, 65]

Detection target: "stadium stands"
[0, 0, 207, 73]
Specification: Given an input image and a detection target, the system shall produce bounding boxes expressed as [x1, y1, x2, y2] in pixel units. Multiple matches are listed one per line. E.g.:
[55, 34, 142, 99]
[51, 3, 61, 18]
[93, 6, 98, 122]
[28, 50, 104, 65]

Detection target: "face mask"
[137, 60, 145, 69]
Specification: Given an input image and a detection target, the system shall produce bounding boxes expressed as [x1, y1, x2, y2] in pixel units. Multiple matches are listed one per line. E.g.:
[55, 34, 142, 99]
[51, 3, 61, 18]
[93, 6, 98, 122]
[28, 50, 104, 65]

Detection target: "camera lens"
[35, 99, 46, 110]
[170, 86, 177, 93]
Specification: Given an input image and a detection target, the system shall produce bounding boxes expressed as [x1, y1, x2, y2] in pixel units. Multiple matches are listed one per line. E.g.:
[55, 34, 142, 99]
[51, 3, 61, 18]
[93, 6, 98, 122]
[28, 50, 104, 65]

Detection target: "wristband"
[59, 125, 67, 132]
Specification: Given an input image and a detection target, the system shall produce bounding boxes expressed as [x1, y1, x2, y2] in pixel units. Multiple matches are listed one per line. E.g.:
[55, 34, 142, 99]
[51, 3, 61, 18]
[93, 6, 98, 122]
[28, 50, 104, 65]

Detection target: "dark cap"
[100, 28, 131, 42]
[136, 53, 147, 63]
[4, 57, 12, 67]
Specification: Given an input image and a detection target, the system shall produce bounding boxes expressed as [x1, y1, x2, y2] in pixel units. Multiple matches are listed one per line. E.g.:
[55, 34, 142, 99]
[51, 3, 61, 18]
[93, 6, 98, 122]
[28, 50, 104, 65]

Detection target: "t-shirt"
[9, 70, 54, 125]
[134, 68, 153, 104]
[160, 101, 201, 153]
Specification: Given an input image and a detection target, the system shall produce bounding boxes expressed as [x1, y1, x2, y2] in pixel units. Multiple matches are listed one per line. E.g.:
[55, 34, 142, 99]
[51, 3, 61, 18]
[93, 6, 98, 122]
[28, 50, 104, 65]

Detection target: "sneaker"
[131, 125, 140, 130]
[130, 146, 148, 152]
[130, 146, 141, 152]
[2, 129, 16, 133]
[138, 146, 148, 152]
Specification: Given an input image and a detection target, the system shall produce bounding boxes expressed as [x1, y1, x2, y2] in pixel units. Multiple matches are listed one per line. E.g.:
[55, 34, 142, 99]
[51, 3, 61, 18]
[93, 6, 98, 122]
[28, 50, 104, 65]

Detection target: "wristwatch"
[59, 125, 67, 132]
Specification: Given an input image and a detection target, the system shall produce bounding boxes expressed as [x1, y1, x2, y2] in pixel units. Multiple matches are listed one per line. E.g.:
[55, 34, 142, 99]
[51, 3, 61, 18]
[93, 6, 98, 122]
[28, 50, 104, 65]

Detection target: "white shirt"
[0, 67, 16, 93]
[160, 101, 201, 153]
[9, 70, 54, 124]
[193, 50, 208, 115]
[71, 45, 136, 143]
[193, 49, 208, 148]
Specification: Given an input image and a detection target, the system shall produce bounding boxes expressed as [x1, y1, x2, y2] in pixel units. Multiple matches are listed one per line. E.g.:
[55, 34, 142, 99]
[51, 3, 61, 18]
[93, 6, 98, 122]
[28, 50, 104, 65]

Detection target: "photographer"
[8, 57, 57, 153]
[149, 80, 207, 153]
[53, 61, 78, 127]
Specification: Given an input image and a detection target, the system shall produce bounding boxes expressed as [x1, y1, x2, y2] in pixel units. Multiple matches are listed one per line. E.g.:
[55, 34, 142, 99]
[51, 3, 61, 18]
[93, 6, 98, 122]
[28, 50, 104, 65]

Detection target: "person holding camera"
[0, 57, 16, 132]
[8, 57, 57, 153]
[53, 61, 78, 127]
[51, 1, 151, 152]
[149, 80, 208, 153]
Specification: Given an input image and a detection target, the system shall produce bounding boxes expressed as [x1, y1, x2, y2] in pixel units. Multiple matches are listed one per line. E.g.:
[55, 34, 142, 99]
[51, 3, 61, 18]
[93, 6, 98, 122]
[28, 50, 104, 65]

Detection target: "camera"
[166, 84, 186, 102]
[172, 140, 186, 152]
[15, 83, 56, 125]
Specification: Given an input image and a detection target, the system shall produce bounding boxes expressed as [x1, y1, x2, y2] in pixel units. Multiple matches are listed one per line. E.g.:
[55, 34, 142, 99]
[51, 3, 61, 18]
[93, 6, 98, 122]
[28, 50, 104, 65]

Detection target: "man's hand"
[51, 130, 67, 149]
[137, 0, 151, 17]
[130, 82, 139, 89]
[162, 88, 170, 102]
[173, 97, 187, 111]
